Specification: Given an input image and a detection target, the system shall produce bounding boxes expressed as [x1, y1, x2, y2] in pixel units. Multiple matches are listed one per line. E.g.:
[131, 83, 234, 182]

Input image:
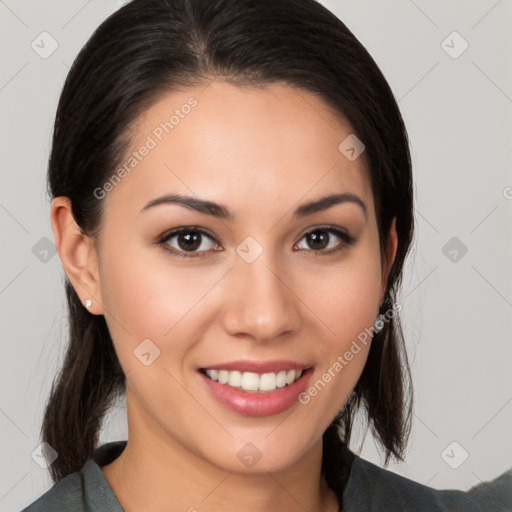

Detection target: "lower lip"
[199, 369, 313, 417]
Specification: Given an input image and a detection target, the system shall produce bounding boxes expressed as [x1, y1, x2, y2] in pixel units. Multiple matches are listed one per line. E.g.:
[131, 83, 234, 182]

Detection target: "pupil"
[308, 230, 328, 250]
[178, 232, 201, 251]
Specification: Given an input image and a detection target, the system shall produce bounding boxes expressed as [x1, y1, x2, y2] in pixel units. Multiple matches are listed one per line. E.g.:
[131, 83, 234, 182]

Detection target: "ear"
[380, 217, 398, 304]
[50, 197, 104, 315]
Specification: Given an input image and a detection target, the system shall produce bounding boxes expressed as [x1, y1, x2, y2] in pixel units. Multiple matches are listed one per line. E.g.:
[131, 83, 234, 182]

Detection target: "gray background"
[1, 0, 511, 510]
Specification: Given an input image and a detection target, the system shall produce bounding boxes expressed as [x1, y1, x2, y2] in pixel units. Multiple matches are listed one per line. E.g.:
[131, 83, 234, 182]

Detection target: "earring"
[85, 299, 92, 310]
[373, 302, 386, 333]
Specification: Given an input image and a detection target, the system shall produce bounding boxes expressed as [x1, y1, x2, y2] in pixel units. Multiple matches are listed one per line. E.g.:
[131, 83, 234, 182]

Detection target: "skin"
[51, 80, 397, 512]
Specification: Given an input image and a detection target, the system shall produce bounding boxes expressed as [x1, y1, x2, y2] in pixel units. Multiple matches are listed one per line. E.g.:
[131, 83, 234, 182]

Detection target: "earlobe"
[50, 197, 103, 315]
[380, 217, 398, 304]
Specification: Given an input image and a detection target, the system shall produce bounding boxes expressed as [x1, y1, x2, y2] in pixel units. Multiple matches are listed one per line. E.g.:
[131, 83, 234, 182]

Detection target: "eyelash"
[155, 225, 356, 259]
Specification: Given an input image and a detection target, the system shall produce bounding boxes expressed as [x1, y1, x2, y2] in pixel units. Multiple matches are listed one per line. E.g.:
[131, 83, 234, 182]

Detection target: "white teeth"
[204, 368, 304, 392]
[241, 372, 260, 391]
[259, 373, 277, 391]
[228, 370, 242, 387]
[276, 370, 287, 388]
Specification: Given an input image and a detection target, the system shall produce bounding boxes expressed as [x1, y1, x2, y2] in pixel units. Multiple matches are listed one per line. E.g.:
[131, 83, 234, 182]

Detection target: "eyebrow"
[141, 192, 367, 220]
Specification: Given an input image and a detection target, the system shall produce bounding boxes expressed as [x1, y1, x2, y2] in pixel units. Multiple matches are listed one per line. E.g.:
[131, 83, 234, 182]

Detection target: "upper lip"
[200, 360, 312, 374]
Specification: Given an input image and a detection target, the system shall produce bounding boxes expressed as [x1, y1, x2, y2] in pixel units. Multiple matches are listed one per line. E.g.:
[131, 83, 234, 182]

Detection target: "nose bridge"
[222, 240, 302, 342]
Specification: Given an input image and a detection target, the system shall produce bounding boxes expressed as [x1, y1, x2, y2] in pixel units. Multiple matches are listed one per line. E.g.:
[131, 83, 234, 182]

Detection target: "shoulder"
[343, 455, 512, 512]
[19, 470, 85, 512]
[20, 442, 126, 512]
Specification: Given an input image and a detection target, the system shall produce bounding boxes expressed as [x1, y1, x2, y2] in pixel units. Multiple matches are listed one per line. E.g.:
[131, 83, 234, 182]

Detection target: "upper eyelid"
[159, 226, 218, 242]
[295, 226, 355, 247]
[159, 225, 353, 247]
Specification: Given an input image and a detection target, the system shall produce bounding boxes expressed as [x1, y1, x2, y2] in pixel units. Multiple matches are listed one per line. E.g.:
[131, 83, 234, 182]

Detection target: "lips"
[202, 360, 310, 373]
[198, 360, 313, 416]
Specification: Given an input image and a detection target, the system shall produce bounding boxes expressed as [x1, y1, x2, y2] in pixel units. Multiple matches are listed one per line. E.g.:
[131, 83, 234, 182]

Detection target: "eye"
[294, 226, 355, 255]
[157, 227, 222, 258]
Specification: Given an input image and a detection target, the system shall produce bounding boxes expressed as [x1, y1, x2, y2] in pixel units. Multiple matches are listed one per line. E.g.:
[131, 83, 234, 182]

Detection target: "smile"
[198, 362, 313, 416]
[203, 369, 303, 392]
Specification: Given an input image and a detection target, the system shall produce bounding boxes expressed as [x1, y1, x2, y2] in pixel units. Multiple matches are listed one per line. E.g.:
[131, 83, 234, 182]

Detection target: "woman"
[21, 0, 511, 510]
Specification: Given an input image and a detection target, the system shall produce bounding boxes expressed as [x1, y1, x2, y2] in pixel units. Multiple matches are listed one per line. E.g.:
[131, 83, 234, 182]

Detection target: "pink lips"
[202, 359, 311, 373]
[198, 360, 313, 417]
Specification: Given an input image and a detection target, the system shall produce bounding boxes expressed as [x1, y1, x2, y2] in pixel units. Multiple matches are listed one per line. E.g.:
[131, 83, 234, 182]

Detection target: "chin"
[194, 430, 319, 475]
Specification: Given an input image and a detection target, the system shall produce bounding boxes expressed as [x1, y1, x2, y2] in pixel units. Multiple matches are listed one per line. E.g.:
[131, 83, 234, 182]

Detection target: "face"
[75, 80, 396, 473]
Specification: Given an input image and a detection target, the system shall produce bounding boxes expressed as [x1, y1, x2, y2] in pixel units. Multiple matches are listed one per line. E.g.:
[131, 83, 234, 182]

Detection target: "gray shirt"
[20, 441, 512, 511]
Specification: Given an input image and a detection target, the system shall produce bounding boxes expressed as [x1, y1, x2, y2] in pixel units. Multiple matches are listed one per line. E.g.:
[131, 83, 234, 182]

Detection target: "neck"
[101, 401, 339, 512]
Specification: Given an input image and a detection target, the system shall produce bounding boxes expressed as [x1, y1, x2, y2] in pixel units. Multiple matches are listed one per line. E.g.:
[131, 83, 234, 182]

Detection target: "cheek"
[98, 241, 225, 369]
[294, 247, 382, 409]
[299, 249, 382, 344]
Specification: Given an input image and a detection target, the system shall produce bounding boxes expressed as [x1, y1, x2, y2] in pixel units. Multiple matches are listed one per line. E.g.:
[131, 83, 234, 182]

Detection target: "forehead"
[103, 80, 374, 221]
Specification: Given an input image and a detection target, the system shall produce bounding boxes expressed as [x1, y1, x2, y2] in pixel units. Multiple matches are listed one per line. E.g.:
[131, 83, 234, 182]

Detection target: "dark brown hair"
[42, 0, 414, 496]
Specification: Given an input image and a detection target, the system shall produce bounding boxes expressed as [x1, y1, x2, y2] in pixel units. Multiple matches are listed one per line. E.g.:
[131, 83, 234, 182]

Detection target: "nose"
[220, 248, 303, 343]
